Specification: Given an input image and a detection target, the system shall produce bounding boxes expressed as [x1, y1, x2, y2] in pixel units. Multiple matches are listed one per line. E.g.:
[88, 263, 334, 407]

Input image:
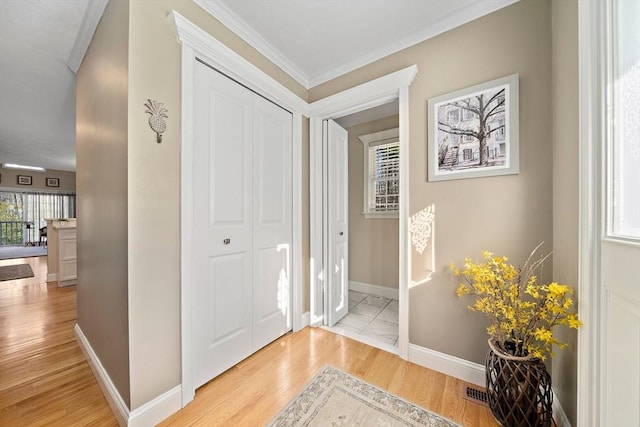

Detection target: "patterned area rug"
[0, 263, 34, 282]
[267, 366, 460, 426]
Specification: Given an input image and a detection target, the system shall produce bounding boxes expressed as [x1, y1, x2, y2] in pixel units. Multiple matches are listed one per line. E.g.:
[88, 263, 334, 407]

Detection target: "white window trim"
[358, 128, 399, 219]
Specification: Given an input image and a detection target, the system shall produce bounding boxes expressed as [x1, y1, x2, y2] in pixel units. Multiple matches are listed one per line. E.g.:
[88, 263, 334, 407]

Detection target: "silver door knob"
[223, 238, 231, 244]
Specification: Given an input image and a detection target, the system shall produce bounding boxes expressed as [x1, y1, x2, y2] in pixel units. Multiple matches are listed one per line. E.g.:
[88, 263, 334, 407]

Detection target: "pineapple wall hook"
[144, 99, 168, 143]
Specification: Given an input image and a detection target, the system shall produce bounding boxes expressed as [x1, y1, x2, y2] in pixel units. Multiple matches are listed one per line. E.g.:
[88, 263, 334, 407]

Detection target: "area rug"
[0, 263, 34, 282]
[267, 366, 460, 426]
[0, 245, 47, 260]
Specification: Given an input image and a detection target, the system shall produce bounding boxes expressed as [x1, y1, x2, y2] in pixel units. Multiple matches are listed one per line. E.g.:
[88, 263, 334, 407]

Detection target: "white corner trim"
[46, 273, 58, 282]
[577, 0, 607, 426]
[348, 281, 399, 301]
[128, 385, 182, 427]
[292, 112, 304, 333]
[67, 0, 109, 73]
[309, 66, 418, 119]
[408, 343, 486, 387]
[75, 324, 129, 426]
[168, 10, 308, 115]
[75, 324, 182, 427]
[192, 0, 310, 88]
[553, 391, 572, 427]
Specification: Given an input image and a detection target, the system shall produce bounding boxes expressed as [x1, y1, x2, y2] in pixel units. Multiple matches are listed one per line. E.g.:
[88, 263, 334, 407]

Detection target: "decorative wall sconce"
[144, 99, 168, 143]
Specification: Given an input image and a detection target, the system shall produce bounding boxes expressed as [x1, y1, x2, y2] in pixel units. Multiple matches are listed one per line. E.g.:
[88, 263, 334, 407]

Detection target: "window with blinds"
[367, 141, 399, 214]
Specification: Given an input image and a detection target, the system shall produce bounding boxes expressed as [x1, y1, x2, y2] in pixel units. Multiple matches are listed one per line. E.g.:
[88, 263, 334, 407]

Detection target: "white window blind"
[367, 141, 399, 213]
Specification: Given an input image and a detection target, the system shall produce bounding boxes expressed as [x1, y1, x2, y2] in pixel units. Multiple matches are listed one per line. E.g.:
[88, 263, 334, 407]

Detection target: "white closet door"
[326, 119, 349, 326]
[252, 95, 293, 351]
[192, 61, 253, 388]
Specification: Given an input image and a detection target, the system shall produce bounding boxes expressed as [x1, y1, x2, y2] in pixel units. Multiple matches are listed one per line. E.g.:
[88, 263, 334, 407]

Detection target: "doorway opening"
[308, 64, 417, 360]
[322, 101, 401, 353]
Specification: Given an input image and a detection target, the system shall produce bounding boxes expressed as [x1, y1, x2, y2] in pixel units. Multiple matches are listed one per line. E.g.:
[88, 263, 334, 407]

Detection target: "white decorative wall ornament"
[408, 205, 435, 255]
[144, 99, 168, 143]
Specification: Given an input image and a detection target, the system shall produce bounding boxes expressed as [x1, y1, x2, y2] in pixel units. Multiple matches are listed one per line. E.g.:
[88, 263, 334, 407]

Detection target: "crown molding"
[193, 0, 311, 88]
[193, 0, 519, 90]
[169, 11, 308, 115]
[307, 0, 521, 87]
[67, 0, 109, 73]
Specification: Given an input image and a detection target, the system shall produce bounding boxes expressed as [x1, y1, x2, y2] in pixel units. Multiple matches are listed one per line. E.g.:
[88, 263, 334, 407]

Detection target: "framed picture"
[46, 177, 60, 187]
[17, 175, 32, 185]
[427, 74, 519, 181]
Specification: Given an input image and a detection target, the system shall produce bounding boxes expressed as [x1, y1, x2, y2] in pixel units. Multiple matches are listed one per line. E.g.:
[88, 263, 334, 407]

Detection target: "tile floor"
[334, 290, 399, 346]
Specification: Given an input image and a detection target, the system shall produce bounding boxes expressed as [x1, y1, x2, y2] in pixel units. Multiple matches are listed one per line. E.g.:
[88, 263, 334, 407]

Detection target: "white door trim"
[577, 0, 607, 425]
[308, 65, 418, 360]
[169, 10, 307, 407]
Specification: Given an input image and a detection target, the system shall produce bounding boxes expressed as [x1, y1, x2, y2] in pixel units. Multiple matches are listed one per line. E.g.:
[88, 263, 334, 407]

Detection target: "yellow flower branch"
[451, 244, 582, 360]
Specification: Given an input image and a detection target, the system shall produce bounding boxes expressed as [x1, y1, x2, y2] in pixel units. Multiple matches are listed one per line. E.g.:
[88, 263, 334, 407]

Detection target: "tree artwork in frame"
[427, 74, 519, 181]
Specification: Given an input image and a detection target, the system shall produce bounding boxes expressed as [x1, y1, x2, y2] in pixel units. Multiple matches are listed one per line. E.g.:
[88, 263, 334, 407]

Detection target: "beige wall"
[0, 167, 76, 193]
[311, 0, 553, 365]
[346, 116, 400, 288]
[551, 0, 579, 424]
[125, 0, 308, 408]
[76, 0, 130, 407]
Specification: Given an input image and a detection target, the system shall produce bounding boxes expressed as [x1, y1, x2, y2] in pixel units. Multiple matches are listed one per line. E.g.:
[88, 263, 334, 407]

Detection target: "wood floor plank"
[1, 255, 497, 426]
[0, 256, 117, 427]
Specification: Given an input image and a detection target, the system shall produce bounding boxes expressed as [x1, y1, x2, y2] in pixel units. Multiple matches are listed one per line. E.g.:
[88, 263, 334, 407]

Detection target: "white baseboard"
[75, 324, 129, 426]
[129, 385, 182, 427]
[552, 391, 571, 427]
[46, 273, 57, 282]
[349, 280, 399, 300]
[75, 324, 182, 427]
[300, 311, 310, 329]
[408, 343, 485, 387]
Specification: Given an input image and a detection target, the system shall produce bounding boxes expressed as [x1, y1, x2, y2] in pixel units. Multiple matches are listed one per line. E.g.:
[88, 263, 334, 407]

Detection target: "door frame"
[578, 0, 606, 424]
[308, 65, 418, 360]
[171, 11, 307, 406]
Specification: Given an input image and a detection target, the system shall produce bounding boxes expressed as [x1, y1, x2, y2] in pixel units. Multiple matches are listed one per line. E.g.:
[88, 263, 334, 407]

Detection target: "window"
[463, 148, 473, 160]
[495, 118, 506, 141]
[358, 128, 399, 218]
[609, 0, 640, 239]
[462, 134, 474, 143]
[0, 191, 76, 246]
[447, 108, 460, 124]
[462, 108, 474, 121]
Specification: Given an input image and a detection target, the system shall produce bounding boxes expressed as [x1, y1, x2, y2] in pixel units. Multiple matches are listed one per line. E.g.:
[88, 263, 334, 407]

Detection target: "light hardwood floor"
[1, 256, 497, 426]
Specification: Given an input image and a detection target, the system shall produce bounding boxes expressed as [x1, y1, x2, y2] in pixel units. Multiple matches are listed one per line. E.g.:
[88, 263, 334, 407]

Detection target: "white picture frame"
[427, 73, 519, 181]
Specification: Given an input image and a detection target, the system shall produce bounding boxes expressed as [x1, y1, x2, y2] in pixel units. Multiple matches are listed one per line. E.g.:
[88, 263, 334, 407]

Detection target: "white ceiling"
[197, 0, 520, 88]
[0, 0, 97, 172]
[0, 0, 518, 173]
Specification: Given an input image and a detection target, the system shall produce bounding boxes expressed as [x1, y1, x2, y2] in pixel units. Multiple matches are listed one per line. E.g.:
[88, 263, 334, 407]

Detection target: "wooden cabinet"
[45, 219, 77, 287]
[58, 228, 77, 286]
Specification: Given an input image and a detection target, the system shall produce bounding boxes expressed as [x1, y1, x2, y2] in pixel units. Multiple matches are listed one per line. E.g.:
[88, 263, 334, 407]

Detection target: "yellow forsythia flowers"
[451, 245, 582, 360]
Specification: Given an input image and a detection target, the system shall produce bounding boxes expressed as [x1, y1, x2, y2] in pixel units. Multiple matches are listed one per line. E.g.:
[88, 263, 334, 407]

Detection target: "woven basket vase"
[485, 340, 553, 427]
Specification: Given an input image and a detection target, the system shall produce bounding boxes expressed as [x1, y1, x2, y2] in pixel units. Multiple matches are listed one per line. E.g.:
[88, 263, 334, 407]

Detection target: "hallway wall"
[346, 115, 400, 290]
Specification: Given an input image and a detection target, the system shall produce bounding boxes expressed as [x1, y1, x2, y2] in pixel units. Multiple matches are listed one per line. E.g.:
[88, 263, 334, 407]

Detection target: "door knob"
[223, 238, 231, 244]
[339, 232, 344, 236]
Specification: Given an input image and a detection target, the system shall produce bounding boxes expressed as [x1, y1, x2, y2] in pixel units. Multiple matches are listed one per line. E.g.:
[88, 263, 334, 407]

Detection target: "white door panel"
[600, 2, 640, 424]
[326, 120, 349, 326]
[192, 60, 293, 389]
[253, 95, 292, 351]
[193, 61, 253, 388]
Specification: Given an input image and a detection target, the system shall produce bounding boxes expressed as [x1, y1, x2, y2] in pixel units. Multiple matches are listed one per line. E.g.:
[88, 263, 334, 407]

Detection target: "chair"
[39, 226, 47, 246]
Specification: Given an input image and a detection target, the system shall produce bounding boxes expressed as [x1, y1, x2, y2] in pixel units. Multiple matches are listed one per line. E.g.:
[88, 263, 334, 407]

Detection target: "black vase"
[485, 340, 553, 427]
